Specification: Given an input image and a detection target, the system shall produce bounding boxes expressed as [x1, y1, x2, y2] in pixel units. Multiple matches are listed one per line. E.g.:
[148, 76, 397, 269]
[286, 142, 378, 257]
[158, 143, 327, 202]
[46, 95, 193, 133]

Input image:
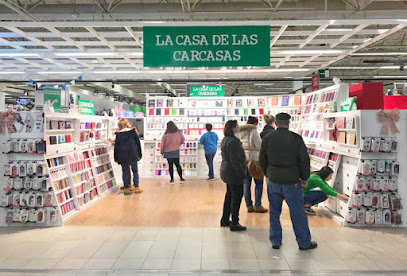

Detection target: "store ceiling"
[0, 0, 406, 97]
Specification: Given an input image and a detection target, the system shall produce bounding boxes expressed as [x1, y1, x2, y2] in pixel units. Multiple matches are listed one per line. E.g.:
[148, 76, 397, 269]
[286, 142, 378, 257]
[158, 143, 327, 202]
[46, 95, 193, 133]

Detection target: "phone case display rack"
[154, 141, 199, 177]
[146, 84, 349, 145]
[0, 112, 120, 226]
[316, 111, 403, 227]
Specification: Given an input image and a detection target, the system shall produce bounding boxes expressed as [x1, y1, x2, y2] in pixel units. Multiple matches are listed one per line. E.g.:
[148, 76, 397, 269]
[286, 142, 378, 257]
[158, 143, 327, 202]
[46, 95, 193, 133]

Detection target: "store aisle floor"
[1, 226, 407, 275]
[66, 179, 337, 227]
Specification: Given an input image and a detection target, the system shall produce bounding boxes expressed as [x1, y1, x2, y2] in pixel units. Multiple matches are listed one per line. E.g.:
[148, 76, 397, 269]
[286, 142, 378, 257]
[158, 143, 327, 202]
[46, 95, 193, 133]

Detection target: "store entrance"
[66, 178, 338, 227]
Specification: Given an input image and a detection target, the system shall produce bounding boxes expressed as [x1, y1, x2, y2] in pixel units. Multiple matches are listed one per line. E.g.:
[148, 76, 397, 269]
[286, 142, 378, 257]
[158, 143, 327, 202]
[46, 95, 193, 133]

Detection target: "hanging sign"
[312, 73, 320, 91]
[43, 88, 62, 112]
[188, 85, 225, 97]
[77, 99, 95, 115]
[143, 26, 271, 67]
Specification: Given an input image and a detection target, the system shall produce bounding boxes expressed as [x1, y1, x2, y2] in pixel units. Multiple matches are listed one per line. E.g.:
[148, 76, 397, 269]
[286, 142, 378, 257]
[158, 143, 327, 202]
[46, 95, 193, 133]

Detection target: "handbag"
[247, 129, 264, 180]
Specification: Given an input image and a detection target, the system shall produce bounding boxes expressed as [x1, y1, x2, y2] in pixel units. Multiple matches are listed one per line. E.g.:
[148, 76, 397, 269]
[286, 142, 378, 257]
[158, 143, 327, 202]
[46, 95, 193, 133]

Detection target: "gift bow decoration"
[377, 109, 400, 135]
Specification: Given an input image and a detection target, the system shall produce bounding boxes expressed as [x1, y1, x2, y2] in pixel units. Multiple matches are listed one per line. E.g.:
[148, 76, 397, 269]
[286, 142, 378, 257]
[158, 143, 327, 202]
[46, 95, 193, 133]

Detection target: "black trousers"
[222, 183, 244, 225]
[167, 158, 183, 180]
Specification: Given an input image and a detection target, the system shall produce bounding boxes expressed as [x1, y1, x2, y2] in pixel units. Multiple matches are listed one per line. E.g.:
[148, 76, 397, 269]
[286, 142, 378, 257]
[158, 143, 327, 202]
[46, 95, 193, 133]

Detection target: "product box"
[349, 82, 384, 110]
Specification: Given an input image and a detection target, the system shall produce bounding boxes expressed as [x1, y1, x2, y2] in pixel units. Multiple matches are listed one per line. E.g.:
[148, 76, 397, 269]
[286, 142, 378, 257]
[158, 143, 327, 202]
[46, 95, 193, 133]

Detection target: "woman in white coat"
[239, 116, 268, 213]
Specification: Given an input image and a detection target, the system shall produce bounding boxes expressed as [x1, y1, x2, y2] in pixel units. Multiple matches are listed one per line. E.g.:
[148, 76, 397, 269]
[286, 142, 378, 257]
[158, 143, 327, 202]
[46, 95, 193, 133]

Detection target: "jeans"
[267, 181, 311, 248]
[222, 183, 244, 225]
[205, 152, 216, 178]
[167, 158, 183, 180]
[303, 190, 328, 206]
[244, 175, 264, 208]
[121, 161, 139, 188]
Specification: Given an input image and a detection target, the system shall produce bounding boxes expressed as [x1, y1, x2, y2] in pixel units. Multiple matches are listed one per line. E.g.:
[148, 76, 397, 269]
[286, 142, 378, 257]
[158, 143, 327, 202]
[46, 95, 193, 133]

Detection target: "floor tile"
[107, 228, 137, 242]
[147, 241, 177, 259]
[24, 258, 60, 269]
[252, 241, 284, 259]
[229, 258, 260, 270]
[132, 227, 160, 241]
[112, 258, 144, 269]
[203, 228, 226, 241]
[171, 258, 201, 270]
[326, 241, 369, 260]
[142, 258, 173, 270]
[344, 259, 381, 271]
[53, 258, 87, 269]
[174, 241, 202, 259]
[226, 241, 256, 259]
[375, 259, 407, 270]
[179, 228, 203, 241]
[247, 228, 270, 242]
[82, 258, 116, 270]
[308, 241, 339, 260]
[202, 241, 228, 259]
[120, 241, 153, 259]
[0, 259, 30, 269]
[285, 258, 319, 271]
[201, 258, 230, 270]
[315, 259, 351, 271]
[156, 228, 181, 241]
[92, 241, 128, 259]
[66, 241, 105, 259]
[225, 230, 251, 241]
[258, 258, 290, 270]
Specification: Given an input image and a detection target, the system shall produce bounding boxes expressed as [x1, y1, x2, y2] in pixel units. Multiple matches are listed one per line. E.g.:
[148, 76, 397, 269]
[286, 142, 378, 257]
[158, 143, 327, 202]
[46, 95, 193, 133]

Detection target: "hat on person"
[276, 112, 291, 121]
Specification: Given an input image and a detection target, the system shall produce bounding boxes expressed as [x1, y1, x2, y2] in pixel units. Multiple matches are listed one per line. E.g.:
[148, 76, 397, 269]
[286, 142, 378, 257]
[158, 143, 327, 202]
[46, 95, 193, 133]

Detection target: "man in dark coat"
[259, 113, 317, 250]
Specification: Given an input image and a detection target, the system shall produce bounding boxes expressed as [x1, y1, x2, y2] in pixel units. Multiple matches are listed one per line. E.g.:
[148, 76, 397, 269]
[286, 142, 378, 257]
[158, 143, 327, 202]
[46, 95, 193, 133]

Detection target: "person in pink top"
[161, 121, 186, 183]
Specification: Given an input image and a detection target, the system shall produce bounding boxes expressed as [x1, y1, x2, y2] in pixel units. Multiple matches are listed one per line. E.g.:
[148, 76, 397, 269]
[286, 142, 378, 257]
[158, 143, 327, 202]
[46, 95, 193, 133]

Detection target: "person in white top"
[239, 116, 268, 213]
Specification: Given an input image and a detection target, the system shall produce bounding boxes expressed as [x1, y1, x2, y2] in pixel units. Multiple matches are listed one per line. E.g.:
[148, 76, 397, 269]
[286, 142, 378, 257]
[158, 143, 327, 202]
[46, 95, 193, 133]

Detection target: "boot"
[134, 187, 143, 193]
[254, 205, 268, 213]
[124, 188, 133, 195]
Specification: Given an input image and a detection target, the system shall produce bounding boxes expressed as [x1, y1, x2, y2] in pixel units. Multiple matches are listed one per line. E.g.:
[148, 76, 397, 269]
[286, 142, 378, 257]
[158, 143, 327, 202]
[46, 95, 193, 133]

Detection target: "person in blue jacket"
[200, 124, 219, 180]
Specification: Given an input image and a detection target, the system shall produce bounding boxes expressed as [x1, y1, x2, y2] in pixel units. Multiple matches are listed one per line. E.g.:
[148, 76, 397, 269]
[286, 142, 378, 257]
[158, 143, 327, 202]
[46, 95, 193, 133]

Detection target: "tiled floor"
[0, 226, 407, 275]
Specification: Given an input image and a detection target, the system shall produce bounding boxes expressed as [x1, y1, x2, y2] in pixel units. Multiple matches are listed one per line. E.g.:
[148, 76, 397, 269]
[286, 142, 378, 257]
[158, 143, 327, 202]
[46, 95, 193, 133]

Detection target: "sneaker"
[220, 219, 231, 227]
[134, 187, 143, 193]
[169, 179, 174, 184]
[207, 177, 215, 181]
[254, 205, 268, 213]
[299, 241, 318, 250]
[230, 224, 247, 232]
[272, 245, 281, 250]
[180, 178, 186, 182]
[124, 188, 133, 195]
[247, 207, 255, 213]
[305, 207, 316, 216]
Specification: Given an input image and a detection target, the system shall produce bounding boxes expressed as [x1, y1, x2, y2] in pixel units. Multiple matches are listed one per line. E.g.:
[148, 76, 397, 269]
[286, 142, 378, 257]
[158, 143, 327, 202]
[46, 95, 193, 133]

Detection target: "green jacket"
[259, 127, 310, 184]
[303, 174, 338, 197]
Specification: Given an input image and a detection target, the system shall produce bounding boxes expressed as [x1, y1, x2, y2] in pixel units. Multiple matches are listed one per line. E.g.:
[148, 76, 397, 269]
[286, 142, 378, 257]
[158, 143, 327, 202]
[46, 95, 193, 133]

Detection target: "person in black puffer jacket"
[114, 118, 142, 195]
[220, 120, 247, 232]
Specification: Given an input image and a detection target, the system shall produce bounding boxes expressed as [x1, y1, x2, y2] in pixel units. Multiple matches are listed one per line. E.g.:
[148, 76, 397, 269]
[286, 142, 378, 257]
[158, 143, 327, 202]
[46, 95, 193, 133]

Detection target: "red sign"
[312, 73, 320, 91]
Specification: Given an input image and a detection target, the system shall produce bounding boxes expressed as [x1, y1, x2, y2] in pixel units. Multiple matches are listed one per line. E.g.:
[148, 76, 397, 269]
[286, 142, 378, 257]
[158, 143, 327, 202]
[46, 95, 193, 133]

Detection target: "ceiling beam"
[299, 25, 328, 49]
[270, 25, 288, 48]
[329, 24, 369, 48]
[124, 27, 143, 48]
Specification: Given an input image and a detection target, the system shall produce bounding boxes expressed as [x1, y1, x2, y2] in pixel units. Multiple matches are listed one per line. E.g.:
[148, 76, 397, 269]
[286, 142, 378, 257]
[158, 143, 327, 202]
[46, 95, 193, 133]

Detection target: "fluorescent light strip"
[280, 50, 343, 55]
[330, 66, 401, 70]
[0, 53, 39, 57]
[55, 53, 116, 57]
[352, 52, 407, 56]
[374, 76, 407, 78]
[93, 68, 308, 74]
[37, 71, 82, 74]
[0, 71, 25, 74]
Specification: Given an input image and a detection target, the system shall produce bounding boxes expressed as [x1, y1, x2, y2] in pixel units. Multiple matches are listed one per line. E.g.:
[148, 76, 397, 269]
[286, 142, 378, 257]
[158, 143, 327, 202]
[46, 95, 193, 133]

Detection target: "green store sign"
[143, 26, 270, 67]
[189, 85, 225, 97]
[77, 99, 95, 115]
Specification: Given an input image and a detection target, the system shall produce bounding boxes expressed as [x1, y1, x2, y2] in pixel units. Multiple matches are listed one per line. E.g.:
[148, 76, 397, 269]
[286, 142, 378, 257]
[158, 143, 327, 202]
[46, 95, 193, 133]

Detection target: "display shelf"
[54, 186, 71, 194]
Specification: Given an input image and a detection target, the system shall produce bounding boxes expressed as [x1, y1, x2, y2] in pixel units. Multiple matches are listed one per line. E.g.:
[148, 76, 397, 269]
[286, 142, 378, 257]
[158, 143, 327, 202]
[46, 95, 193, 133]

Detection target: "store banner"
[143, 26, 270, 67]
[312, 73, 320, 91]
[188, 85, 225, 97]
[43, 88, 62, 112]
[77, 99, 95, 115]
